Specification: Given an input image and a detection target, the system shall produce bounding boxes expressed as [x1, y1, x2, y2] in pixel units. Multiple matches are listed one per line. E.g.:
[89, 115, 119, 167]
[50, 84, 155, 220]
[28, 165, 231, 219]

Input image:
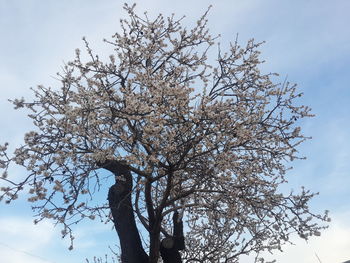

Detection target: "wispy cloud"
[240, 211, 350, 263]
[0, 217, 57, 263]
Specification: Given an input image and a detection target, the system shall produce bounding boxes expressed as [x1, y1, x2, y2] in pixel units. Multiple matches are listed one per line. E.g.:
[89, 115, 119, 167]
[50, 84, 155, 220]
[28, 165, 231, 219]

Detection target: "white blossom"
[0, 4, 328, 262]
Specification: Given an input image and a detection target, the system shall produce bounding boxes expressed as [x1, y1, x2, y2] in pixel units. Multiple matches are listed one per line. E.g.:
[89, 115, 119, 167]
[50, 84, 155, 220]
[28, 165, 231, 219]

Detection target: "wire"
[0, 241, 57, 263]
[315, 252, 322, 263]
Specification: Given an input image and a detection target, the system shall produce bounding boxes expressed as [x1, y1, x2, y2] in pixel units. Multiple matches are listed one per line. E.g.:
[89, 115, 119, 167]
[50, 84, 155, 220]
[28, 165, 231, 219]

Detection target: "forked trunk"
[102, 160, 185, 263]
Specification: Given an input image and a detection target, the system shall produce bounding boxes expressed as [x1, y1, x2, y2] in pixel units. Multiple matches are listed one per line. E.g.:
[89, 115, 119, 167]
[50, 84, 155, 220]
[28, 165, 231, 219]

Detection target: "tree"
[0, 4, 329, 263]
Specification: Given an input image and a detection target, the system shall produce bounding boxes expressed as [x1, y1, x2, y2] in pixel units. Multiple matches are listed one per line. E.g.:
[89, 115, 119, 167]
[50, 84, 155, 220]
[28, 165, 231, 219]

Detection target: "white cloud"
[0, 217, 57, 263]
[0, 215, 117, 263]
[0, 217, 53, 245]
[239, 211, 350, 263]
[0, 250, 52, 263]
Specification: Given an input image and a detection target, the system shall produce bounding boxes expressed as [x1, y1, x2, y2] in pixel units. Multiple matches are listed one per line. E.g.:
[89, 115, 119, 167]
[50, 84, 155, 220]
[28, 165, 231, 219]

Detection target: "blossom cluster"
[0, 4, 328, 261]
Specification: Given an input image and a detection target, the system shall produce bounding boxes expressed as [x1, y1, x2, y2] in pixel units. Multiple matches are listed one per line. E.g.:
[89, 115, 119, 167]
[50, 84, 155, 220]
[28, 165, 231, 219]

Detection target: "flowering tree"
[0, 4, 329, 263]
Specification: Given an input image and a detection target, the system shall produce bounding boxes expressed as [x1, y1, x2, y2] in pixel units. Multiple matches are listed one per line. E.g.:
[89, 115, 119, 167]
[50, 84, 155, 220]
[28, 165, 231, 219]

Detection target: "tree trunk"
[149, 226, 162, 263]
[160, 211, 185, 263]
[100, 161, 186, 263]
[102, 160, 149, 263]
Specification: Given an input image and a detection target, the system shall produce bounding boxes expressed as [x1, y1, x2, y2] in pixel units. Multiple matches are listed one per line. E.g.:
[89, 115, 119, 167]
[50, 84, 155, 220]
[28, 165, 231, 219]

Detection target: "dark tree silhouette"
[0, 4, 329, 263]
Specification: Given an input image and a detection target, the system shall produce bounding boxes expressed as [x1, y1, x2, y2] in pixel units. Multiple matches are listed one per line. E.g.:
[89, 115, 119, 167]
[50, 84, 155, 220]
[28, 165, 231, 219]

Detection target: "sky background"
[0, 0, 349, 262]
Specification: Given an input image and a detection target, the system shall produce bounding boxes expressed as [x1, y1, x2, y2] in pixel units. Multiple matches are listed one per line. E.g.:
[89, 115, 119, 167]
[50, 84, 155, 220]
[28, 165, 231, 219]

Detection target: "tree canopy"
[0, 4, 329, 263]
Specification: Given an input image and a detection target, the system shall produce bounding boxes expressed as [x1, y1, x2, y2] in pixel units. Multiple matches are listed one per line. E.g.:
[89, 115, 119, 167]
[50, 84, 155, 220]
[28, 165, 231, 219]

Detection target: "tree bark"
[102, 160, 149, 263]
[160, 211, 185, 263]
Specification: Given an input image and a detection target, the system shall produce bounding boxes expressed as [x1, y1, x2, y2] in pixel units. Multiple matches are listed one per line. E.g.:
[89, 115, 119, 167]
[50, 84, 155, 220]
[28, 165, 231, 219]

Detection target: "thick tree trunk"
[149, 225, 162, 263]
[101, 160, 149, 263]
[100, 161, 186, 263]
[160, 211, 185, 263]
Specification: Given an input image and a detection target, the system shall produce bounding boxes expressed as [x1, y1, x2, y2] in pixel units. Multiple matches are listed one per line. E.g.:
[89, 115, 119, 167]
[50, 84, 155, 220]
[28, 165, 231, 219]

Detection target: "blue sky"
[0, 0, 349, 262]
